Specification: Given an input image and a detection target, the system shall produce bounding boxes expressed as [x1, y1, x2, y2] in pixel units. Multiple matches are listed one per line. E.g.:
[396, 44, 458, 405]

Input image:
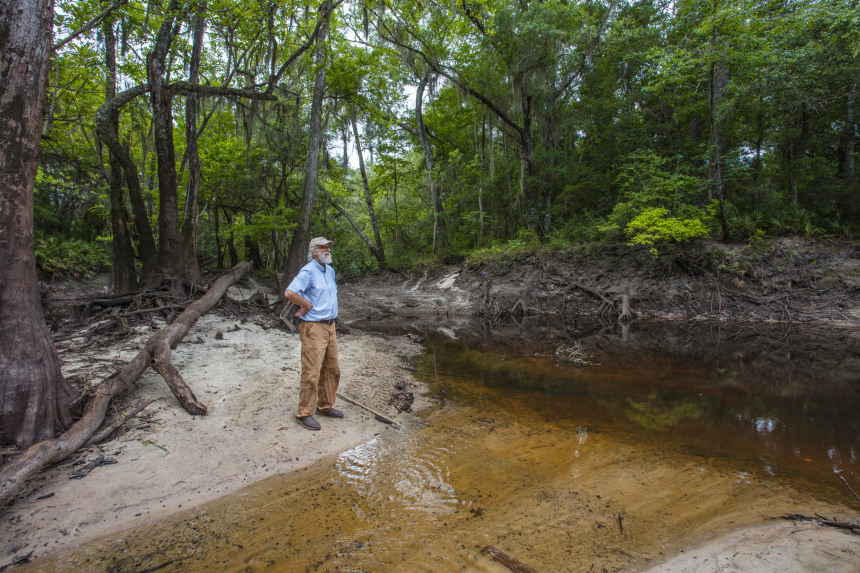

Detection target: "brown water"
[22, 320, 860, 572]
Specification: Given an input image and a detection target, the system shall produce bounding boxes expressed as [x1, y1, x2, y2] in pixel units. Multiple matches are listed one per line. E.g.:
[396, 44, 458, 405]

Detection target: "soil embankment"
[339, 238, 860, 328]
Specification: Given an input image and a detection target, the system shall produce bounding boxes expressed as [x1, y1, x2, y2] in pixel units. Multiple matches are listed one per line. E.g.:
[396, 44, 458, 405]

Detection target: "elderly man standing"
[284, 237, 342, 430]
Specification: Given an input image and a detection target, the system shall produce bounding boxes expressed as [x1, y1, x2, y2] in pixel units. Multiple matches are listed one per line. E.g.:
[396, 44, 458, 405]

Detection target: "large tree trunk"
[104, 17, 138, 294]
[181, 7, 206, 284]
[0, 263, 251, 507]
[350, 112, 386, 268]
[284, 0, 332, 283]
[148, 0, 186, 283]
[0, 0, 75, 448]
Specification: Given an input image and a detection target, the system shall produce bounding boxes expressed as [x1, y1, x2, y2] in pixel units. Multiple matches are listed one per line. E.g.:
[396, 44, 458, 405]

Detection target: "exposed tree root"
[0, 262, 250, 508]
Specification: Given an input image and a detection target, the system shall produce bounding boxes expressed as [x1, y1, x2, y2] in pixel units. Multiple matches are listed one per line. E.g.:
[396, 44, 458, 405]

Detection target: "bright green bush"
[625, 207, 712, 256]
[34, 235, 109, 277]
[600, 150, 715, 256]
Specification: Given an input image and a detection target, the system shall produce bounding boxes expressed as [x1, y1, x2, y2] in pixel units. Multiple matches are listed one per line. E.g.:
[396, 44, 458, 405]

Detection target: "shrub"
[600, 150, 715, 256]
[34, 235, 109, 277]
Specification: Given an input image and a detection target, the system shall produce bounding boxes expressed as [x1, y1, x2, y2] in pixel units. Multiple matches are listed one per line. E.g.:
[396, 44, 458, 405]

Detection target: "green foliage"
[34, 235, 109, 277]
[599, 151, 714, 255]
[33, 0, 860, 279]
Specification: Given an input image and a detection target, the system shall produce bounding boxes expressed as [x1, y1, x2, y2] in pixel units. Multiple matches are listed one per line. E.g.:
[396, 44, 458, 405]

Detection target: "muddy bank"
[338, 238, 860, 327]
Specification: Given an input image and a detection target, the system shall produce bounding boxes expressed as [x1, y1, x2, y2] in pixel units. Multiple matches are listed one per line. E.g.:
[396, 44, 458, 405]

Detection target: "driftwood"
[0, 262, 251, 508]
[782, 514, 860, 534]
[481, 545, 538, 573]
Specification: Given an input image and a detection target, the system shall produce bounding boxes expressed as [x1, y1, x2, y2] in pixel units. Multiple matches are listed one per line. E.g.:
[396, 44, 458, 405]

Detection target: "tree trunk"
[214, 207, 224, 268]
[284, 0, 332, 283]
[95, 87, 160, 288]
[104, 17, 138, 294]
[147, 0, 186, 283]
[350, 112, 386, 268]
[415, 72, 444, 252]
[708, 33, 730, 241]
[0, 0, 75, 448]
[244, 212, 264, 269]
[181, 6, 206, 284]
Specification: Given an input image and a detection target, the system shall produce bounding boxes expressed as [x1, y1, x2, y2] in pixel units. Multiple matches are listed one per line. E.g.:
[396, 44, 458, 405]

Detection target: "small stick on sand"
[336, 392, 401, 429]
[481, 545, 538, 573]
[835, 470, 860, 503]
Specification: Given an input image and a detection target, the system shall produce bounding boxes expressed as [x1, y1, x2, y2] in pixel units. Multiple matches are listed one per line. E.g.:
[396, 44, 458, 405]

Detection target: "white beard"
[321, 252, 333, 265]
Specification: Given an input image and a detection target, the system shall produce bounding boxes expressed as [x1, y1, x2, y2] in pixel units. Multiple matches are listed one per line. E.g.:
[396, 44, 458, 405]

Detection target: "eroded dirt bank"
[338, 238, 860, 327]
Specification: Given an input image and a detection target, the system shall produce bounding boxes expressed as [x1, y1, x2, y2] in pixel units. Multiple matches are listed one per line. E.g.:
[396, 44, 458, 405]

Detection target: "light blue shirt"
[286, 260, 338, 321]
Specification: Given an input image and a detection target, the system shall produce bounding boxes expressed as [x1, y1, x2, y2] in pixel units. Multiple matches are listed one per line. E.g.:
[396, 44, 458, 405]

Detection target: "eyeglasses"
[316, 246, 331, 251]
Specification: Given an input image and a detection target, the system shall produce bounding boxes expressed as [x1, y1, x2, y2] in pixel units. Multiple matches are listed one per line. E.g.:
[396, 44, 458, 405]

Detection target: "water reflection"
[379, 317, 860, 492]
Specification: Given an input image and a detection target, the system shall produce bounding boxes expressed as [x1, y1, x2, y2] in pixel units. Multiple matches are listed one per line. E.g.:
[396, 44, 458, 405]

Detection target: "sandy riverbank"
[1, 304, 425, 570]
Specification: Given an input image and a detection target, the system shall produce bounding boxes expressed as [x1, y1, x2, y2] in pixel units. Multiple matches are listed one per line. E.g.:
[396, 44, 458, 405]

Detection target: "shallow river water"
[23, 319, 860, 571]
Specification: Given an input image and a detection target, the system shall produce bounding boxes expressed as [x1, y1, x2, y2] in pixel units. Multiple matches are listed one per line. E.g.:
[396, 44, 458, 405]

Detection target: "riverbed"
[16, 319, 860, 571]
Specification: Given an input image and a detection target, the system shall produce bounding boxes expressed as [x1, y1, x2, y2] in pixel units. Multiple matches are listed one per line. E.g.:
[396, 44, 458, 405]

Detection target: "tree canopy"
[36, 0, 860, 280]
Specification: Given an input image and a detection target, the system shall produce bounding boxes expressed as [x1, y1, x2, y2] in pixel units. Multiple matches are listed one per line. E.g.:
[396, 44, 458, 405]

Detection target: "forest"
[31, 0, 860, 286]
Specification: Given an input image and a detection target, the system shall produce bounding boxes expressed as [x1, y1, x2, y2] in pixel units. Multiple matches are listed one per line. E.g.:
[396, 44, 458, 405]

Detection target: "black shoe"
[296, 416, 321, 430]
[316, 407, 344, 418]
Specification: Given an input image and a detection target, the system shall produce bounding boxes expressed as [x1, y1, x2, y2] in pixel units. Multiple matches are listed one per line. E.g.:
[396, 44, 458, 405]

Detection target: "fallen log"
[0, 262, 251, 508]
[86, 399, 155, 446]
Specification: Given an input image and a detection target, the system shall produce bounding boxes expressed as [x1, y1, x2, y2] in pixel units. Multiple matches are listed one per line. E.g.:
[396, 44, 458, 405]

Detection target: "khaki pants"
[297, 321, 340, 418]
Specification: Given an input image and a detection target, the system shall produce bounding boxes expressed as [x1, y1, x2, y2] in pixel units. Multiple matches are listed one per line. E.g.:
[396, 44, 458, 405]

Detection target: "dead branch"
[116, 304, 187, 317]
[836, 469, 860, 503]
[86, 399, 155, 446]
[336, 392, 400, 428]
[0, 262, 251, 508]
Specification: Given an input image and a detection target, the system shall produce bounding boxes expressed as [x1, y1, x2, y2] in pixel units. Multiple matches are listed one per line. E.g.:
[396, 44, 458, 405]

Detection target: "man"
[284, 237, 343, 430]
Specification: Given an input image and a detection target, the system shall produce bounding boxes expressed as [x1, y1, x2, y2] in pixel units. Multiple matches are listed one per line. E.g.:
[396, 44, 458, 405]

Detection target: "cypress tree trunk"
[350, 112, 386, 268]
[95, 84, 160, 288]
[0, 0, 75, 448]
[147, 0, 186, 283]
[415, 72, 444, 252]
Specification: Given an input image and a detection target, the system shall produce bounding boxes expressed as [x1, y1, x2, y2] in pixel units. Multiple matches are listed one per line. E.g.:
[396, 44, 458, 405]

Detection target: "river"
[20, 319, 860, 571]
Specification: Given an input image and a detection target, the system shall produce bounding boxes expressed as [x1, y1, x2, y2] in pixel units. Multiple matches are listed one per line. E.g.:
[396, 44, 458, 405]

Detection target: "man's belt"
[309, 318, 336, 325]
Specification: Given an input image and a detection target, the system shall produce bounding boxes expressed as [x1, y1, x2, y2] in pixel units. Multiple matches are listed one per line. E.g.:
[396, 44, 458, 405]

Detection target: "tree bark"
[0, 263, 251, 507]
[94, 84, 160, 287]
[284, 0, 333, 283]
[0, 0, 76, 449]
[181, 6, 206, 284]
[104, 17, 138, 294]
[350, 112, 386, 268]
[415, 72, 444, 252]
[147, 0, 186, 283]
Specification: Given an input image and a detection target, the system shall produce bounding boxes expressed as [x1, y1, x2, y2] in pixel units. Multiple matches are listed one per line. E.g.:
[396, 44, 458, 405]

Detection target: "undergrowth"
[34, 235, 109, 278]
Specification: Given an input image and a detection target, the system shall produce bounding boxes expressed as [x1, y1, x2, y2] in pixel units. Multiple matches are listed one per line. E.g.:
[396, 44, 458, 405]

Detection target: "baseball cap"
[309, 237, 334, 250]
